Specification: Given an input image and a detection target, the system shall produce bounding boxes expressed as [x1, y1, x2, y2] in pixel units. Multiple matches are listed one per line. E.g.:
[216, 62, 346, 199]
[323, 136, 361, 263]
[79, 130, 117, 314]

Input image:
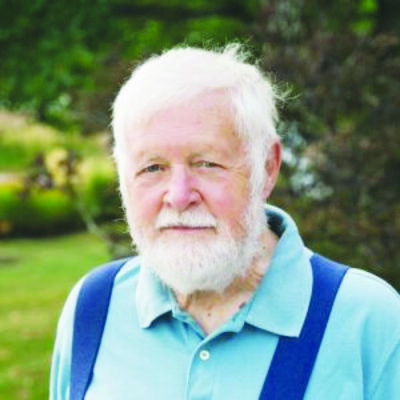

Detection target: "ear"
[262, 141, 282, 200]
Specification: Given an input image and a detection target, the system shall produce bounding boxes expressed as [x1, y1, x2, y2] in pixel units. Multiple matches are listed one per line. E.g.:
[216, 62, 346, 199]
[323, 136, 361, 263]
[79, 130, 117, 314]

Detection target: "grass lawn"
[0, 231, 110, 399]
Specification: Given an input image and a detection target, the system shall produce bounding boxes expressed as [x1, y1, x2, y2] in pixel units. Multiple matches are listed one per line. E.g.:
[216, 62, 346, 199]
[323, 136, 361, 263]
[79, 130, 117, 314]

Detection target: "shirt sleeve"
[346, 270, 400, 400]
[49, 280, 83, 400]
[370, 339, 400, 399]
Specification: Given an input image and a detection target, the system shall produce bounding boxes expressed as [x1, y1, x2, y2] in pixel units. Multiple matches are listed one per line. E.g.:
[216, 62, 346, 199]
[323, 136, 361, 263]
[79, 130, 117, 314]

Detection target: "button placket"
[199, 349, 210, 361]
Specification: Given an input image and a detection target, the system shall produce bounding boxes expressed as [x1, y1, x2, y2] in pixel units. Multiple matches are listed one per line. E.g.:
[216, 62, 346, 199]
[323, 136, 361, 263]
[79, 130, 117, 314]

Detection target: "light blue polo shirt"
[50, 206, 400, 399]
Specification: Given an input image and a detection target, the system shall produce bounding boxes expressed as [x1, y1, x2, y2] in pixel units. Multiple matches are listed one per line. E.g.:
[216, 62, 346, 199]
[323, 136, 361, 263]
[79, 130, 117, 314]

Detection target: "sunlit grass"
[0, 231, 110, 399]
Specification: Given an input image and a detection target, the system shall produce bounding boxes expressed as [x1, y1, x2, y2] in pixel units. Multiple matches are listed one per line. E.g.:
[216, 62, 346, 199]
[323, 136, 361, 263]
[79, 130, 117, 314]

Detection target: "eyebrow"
[131, 138, 234, 165]
[134, 153, 166, 166]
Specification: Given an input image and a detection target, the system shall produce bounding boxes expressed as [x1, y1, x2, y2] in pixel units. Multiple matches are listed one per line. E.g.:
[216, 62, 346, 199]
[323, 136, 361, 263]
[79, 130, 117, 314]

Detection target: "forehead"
[126, 90, 245, 158]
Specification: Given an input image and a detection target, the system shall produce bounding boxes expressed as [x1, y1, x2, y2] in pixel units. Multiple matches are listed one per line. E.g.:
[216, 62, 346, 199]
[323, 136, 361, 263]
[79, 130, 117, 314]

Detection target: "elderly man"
[50, 45, 400, 399]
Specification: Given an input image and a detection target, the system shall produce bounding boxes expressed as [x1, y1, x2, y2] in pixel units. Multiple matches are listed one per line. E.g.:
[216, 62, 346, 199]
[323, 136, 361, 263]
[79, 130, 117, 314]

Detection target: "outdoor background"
[1, 0, 399, 398]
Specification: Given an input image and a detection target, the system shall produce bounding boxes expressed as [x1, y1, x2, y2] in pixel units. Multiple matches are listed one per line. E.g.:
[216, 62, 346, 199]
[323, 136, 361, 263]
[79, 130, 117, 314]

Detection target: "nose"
[163, 165, 201, 211]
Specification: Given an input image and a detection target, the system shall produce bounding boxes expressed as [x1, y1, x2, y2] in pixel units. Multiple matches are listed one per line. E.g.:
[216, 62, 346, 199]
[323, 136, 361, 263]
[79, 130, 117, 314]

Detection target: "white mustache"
[156, 209, 217, 229]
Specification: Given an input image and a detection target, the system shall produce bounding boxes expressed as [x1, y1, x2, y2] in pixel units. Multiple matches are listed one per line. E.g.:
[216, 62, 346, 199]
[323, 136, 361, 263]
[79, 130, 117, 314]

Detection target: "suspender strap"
[259, 253, 348, 400]
[70, 258, 129, 400]
[70, 254, 347, 400]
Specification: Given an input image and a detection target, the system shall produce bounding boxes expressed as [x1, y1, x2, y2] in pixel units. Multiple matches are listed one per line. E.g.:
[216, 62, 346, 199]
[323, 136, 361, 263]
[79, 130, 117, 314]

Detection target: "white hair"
[112, 43, 281, 208]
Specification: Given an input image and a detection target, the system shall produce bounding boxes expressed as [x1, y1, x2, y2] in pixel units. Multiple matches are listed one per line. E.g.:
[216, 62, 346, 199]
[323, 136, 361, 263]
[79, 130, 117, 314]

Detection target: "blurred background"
[0, 0, 399, 398]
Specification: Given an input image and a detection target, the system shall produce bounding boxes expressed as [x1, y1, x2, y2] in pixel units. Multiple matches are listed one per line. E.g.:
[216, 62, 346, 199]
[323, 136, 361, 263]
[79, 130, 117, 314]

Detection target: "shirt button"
[199, 350, 210, 361]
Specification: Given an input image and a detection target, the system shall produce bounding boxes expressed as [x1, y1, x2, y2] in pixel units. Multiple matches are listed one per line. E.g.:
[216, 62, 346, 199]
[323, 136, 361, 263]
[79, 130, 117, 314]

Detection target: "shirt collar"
[245, 205, 312, 337]
[135, 205, 313, 336]
[136, 264, 173, 328]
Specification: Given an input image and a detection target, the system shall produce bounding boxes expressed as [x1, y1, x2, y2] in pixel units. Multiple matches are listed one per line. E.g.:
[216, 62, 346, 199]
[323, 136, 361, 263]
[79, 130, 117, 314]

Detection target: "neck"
[175, 228, 278, 335]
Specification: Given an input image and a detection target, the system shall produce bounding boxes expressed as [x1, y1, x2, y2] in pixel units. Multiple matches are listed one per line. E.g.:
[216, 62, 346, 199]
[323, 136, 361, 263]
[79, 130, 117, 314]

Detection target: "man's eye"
[142, 164, 163, 173]
[194, 161, 219, 168]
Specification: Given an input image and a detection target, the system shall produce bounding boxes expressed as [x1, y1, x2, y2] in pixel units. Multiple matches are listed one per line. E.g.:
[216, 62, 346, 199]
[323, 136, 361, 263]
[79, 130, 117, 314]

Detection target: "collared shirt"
[50, 205, 400, 399]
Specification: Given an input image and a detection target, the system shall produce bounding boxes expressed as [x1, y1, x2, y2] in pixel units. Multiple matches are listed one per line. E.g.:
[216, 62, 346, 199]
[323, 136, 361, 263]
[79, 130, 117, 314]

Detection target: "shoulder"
[316, 265, 400, 397]
[55, 256, 141, 344]
[62, 257, 141, 320]
[49, 257, 142, 399]
[307, 260, 400, 398]
[112, 256, 141, 288]
[339, 267, 400, 319]
[332, 267, 400, 362]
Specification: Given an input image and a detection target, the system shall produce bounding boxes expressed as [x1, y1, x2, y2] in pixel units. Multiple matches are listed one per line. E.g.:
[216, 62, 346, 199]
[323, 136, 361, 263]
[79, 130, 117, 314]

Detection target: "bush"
[0, 111, 123, 237]
[0, 181, 80, 236]
[0, 164, 122, 238]
[80, 158, 122, 222]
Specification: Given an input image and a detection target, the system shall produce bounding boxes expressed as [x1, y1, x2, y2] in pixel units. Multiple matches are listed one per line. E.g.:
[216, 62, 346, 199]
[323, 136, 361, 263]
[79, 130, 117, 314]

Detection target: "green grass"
[0, 231, 110, 399]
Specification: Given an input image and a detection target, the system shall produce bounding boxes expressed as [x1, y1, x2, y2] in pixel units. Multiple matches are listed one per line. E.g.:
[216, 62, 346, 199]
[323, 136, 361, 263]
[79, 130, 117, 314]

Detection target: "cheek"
[127, 183, 164, 226]
[201, 180, 249, 224]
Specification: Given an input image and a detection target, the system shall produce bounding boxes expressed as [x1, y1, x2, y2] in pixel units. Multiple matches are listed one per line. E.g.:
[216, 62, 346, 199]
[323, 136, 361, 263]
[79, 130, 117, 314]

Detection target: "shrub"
[0, 161, 122, 237]
[0, 111, 123, 238]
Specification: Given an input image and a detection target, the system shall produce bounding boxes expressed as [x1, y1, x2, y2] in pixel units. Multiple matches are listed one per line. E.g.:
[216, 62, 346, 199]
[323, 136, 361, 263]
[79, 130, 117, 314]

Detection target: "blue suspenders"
[70, 254, 348, 400]
[259, 254, 348, 399]
[70, 258, 129, 400]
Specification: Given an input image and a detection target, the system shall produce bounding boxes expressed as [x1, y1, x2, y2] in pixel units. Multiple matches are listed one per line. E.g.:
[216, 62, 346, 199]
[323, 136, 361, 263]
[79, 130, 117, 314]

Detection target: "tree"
[0, 0, 256, 131]
[255, 0, 400, 288]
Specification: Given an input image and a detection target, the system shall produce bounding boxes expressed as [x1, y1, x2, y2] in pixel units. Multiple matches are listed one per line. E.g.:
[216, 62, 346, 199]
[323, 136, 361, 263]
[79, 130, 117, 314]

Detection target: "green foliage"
[82, 165, 121, 220]
[0, 182, 81, 236]
[0, 165, 120, 237]
[0, 112, 109, 170]
[0, 112, 59, 171]
[0, 0, 255, 131]
[0, 232, 110, 400]
[0, 112, 121, 237]
[0, 0, 114, 129]
[259, 0, 400, 290]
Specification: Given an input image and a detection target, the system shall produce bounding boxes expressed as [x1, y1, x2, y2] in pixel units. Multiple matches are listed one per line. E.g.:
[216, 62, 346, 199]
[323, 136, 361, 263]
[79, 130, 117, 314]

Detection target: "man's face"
[122, 91, 266, 294]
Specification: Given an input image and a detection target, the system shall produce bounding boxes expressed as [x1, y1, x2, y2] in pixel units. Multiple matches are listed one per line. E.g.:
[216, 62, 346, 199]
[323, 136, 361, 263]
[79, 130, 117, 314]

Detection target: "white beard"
[129, 195, 267, 295]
